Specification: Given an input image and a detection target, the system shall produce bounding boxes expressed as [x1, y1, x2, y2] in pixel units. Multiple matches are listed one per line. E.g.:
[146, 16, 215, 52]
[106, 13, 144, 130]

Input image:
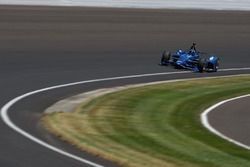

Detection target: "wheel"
[213, 60, 219, 72]
[197, 58, 206, 73]
[161, 50, 171, 65]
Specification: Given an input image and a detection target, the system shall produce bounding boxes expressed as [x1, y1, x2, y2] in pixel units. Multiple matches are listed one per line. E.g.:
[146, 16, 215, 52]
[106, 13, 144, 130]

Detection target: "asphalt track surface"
[209, 96, 250, 147]
[0, 5, 250, 167]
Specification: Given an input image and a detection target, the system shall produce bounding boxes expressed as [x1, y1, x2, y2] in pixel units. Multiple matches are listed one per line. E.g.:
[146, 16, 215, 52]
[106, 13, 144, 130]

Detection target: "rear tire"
[161, 51, 171, 65]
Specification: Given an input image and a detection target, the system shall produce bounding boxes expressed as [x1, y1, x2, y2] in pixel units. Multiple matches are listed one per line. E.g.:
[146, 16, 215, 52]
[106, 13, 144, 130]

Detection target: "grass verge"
[43, 75, 250, 167]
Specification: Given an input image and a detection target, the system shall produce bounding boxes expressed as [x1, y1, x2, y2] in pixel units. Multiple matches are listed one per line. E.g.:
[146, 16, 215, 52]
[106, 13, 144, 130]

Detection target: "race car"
[160, 43, 219, 72]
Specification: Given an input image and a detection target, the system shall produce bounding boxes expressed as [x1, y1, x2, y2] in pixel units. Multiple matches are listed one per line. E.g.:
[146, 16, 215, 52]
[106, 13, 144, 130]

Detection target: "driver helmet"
[177, 49, 184, 55]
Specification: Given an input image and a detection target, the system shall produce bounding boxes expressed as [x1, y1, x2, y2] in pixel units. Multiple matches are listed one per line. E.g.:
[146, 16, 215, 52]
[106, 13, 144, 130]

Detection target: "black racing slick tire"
[161, 50, 171, 63]
[213, 60, 219, 72]
[197, 58, 206, 73]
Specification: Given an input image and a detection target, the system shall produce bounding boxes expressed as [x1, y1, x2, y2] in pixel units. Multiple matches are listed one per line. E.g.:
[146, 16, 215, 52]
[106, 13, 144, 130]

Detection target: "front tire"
[213, 60, 219, 72]
[197, 58, 206, 73]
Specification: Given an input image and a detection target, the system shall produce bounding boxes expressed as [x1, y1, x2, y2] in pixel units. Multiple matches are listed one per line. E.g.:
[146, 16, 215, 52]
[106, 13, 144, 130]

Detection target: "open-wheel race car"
[160, 43, 219, 72]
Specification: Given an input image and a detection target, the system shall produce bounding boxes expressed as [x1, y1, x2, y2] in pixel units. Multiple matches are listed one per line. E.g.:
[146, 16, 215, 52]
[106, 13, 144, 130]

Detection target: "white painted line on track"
[201, 94, 250, 150]
[1, 0, 250, 11]
[220, 67, 250, 72]
[1, 67, 250, 167]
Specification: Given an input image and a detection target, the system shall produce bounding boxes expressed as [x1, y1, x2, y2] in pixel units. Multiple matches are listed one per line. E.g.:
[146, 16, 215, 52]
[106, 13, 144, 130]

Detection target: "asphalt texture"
[0, 5, 250, 167]
[209, 96, 250, 146]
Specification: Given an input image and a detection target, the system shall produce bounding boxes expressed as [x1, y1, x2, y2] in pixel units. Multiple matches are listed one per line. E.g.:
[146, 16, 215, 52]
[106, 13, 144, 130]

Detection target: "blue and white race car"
[160, 43, 219, 72]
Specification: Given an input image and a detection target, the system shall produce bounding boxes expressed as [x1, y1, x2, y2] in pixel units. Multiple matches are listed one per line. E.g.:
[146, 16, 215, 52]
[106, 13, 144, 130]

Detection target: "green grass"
[43, 75, 250, 167]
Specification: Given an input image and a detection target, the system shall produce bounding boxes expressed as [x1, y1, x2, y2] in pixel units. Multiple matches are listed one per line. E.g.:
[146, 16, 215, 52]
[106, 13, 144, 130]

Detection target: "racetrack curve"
[0, 5, 250, 167]
[207, 95, 250, 147]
